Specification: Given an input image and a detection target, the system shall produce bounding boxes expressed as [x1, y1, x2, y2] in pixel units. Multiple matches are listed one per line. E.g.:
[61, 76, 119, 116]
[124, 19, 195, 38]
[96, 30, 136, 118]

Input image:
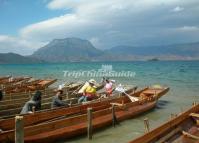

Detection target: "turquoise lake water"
[0, 61, 199, 142]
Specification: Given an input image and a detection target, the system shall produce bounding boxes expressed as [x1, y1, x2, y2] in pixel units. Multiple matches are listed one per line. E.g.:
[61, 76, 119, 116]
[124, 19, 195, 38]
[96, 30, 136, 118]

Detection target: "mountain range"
[0, 37, 199, 64]
[105, 43, 199, 61]
[0, 53, 44, 64]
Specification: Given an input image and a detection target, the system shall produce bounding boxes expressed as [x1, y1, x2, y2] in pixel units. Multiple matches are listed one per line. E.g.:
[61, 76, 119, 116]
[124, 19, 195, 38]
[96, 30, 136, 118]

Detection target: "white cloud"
[17, 0, 199, 48]
[47, 0, 180, 10]
[1, 0, 199, 55]
[22, 0, 184, 42]
[0, 35, 45, 55]
[176, 26, 199, 32]
[171, 6, 184, 12]
[20, 13, 106, 42]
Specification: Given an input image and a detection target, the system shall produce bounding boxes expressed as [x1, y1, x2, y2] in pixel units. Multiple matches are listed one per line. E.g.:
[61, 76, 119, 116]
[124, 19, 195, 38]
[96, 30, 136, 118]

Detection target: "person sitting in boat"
[20, 90, 42, 114]
[0, 89, 3, 101]
[78, 79, 97, 103]
[105, 79, 114, 96]
[51, 90, 69, 108]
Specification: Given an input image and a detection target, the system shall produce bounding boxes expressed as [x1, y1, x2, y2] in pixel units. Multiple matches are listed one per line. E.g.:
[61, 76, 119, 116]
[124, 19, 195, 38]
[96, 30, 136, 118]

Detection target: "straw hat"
[88, 79, 96, 85]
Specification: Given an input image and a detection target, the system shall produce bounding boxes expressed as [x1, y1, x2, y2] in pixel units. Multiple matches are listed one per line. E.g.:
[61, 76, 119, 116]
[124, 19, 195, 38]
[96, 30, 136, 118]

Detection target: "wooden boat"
[129, 103, 199, 143]
[1, 81, 81, 101]
[3, 79, 41, 94]
[0, 76, 11, 82]
[0, 86, 169, 143]
[2, 80, 101, 100]
[1, 78, 56, 96]
[27, 79, 57, 91]
[0, 97, 82, 119]
[0, 87, 137, 130]
[0, 91, 80, 117]
[0, 87, 136, 131]
[0, 97, 78, 119]
[0, 93, 56, 111]
[0, 76, 11, 84]
[0, 82, 104, 117]
[2, 79, 57, 98]
[0, 82, 98, 109]
[2, 87, 54, 101]
[0, 77, 31, 86]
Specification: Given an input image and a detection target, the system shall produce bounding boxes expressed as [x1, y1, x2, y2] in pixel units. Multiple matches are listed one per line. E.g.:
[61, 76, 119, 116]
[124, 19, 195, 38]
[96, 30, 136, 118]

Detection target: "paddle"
[70, 82, 84, 95]
[64, 82, 74, 87]
[115, 84, 138, 102]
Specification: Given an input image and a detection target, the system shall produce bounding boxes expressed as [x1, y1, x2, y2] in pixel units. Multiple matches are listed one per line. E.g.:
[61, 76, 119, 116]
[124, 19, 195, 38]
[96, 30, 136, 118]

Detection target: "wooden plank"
[156, 127, 181, 143]
[182, 131, 199, 140]
[110, 102, 123, 107]
[15, 116, 24, 143]
[190, 113, 199, 118]
[87, 108, 93, 140]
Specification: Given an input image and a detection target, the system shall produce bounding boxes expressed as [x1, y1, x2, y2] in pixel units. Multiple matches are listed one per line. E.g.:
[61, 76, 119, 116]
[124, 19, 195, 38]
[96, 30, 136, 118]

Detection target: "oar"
[115, 85, 138, 102]
[123, 91, 138, 102]
[64, 82, 73, 87]
[70, 82, 84, 95]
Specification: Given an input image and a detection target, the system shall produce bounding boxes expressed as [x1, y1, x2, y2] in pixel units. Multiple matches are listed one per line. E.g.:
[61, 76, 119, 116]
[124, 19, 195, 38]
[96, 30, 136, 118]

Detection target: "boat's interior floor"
[181, 126, 199, 143]
[171, 125, 199, 143]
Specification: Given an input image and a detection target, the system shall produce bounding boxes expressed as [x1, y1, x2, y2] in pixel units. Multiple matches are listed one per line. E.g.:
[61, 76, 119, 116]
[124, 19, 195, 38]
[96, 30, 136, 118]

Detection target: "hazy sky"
[0, 0, 199, 55]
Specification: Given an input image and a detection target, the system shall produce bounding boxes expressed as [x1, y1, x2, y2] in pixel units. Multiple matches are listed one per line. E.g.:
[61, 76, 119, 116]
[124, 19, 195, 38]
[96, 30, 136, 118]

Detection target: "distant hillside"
[29, 38, 199, 62]
[107, 42, 199, 56]
[106, 42, 199, 60]
[0, 53, 44, 64]
[32, 38, 104, 62]
[2, 38, 199, 63]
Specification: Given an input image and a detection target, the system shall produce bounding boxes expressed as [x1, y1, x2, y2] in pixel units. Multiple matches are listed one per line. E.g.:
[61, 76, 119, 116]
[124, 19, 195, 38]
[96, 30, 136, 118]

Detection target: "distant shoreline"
[0, 60, 199, 65]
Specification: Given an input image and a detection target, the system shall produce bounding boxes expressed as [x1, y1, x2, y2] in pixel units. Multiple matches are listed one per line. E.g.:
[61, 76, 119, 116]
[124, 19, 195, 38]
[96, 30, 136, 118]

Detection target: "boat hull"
[129, 104, 199, 143]
[25, 101, 156, 143]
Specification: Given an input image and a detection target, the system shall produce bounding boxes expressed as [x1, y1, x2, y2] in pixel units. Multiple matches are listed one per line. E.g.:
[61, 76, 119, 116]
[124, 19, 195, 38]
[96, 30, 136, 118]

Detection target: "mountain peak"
[32, 37, 103, 62]
[51, 37, 86, 42]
